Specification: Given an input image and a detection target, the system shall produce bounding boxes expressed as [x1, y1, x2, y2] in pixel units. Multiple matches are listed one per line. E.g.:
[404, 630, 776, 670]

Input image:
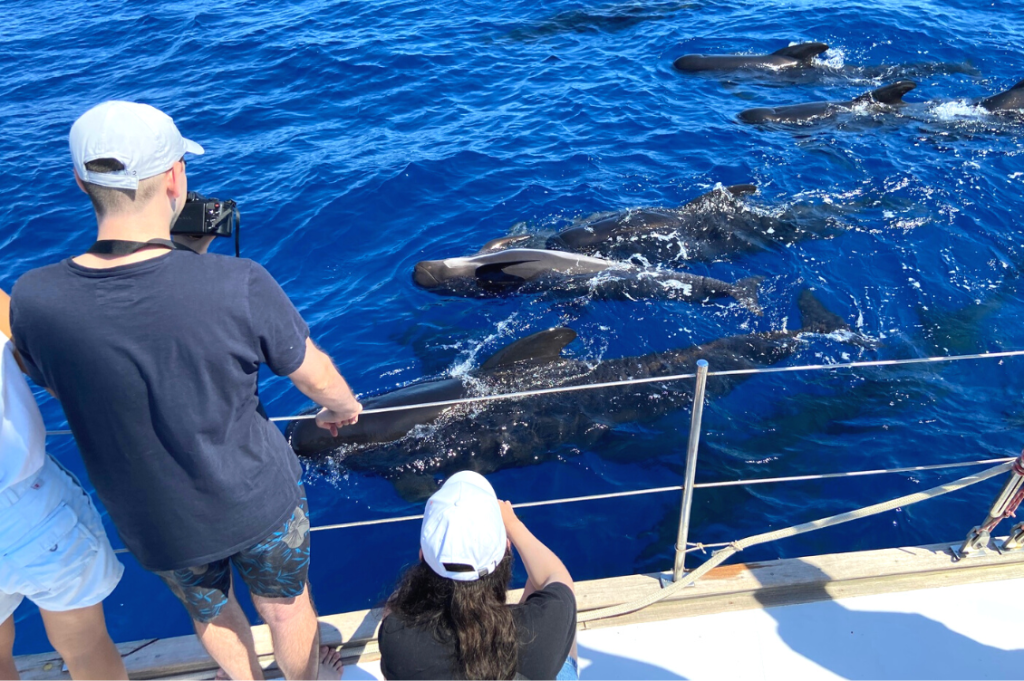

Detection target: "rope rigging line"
[268, 348, 1024, 423]
[106, 456, 1014, 555]
[576, 460, 1014, 623]
[44, 348, 1024, 436]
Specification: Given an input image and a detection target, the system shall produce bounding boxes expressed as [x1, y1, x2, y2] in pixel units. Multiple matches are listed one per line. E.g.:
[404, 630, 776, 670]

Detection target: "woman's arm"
[0, 288, 11, 339]
[500, 501, 574, 595]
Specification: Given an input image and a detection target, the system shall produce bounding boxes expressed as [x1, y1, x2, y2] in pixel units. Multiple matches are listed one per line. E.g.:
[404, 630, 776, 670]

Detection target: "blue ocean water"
[2, 0, 1023, 655]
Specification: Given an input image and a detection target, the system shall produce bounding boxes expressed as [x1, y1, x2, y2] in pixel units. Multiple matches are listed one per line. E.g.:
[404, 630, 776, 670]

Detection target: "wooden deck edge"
[16, 539, 1024, 679]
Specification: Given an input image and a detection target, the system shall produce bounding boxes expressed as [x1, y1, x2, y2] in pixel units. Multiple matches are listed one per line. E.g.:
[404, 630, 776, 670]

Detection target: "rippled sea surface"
[3, 0, 1023, 654]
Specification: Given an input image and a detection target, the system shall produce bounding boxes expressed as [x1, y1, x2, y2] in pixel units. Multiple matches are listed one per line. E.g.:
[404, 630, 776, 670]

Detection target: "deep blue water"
[3, 0, 1024, 656]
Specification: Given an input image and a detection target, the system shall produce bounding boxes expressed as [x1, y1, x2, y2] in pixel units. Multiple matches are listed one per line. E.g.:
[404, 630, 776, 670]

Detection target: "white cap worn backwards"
[70, 101, 204, 190]
[420, 471, 508, 582]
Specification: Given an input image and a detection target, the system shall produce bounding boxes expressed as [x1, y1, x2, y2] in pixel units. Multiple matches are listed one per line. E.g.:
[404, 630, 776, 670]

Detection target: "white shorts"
[0, 456, 123, 621]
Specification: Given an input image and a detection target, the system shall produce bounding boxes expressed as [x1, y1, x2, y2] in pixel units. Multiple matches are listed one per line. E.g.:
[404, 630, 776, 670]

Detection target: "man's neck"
[73, 211, 174, 269]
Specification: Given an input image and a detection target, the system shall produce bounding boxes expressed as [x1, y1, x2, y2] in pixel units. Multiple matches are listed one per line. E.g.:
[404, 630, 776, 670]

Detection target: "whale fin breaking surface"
[798, 289, 849, 335]
[771, 42, 829, 62]
[980, 78, 1024, 112]
[476, 234, 533, 253]
[856, 80, 916, 105]
[480, 327, 577, 371]
[684, 183, 757, 212]
[733, 276, 765, 316]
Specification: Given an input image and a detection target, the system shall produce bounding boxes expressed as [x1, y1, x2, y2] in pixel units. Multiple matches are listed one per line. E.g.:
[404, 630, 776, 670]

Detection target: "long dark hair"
[386, 552, 518, 680]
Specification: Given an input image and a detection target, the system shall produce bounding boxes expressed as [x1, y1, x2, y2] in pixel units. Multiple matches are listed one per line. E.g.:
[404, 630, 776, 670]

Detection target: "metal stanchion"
[672, 359, 709, 583]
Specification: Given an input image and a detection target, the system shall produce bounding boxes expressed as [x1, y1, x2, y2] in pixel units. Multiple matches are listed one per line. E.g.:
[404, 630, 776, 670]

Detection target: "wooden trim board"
[15, 540, 1024, 679]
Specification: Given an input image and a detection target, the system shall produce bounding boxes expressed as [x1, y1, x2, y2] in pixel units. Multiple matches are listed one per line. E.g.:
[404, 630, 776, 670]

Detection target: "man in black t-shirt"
[379, 471, 579, 680]
[11, 101, 362, 680]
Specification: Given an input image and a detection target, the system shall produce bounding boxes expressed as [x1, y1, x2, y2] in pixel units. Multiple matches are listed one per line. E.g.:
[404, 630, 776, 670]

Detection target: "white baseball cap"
[70, 101, 204, 190]
[420, 471, 508, 582]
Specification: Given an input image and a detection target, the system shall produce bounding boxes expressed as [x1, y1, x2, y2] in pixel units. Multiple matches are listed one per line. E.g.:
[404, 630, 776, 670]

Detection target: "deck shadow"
[757, 560, 1024, 679]
[578, 643, 687, 680]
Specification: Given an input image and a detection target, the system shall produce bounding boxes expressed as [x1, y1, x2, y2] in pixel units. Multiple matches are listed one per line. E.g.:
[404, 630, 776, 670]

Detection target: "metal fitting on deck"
[956, 451, 1024, 559]
[1001, 522, 1024, 551]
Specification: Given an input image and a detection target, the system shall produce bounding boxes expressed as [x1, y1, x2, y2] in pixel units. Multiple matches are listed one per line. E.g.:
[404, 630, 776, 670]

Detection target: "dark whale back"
[674, 42, 828, 72]
[548, 184, 756, 250]
[288, 377, 468, 454]
[981, 78, 1024, 112]
[287, 328, 578, 458]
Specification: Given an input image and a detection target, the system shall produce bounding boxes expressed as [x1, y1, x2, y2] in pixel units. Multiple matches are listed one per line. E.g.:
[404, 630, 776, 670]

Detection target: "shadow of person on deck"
[755, 560, 1024, 680]
[577, 643, 687, 680]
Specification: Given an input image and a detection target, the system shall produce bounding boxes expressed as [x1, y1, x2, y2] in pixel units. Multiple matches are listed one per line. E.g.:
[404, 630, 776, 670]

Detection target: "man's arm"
[288, 337, 363, 435]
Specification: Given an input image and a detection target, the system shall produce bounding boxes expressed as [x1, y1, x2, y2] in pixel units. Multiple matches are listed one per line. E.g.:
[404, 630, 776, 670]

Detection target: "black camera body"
[172, 192, 239, 238]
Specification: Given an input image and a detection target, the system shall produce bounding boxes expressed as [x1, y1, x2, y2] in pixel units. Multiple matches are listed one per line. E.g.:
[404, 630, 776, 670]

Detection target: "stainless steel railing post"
[673, 359, 709, 582]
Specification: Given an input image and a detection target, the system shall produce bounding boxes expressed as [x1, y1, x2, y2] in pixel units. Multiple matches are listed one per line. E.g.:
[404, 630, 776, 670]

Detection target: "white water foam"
[929, 100, 987, 121]
[816, 46, 846, 70]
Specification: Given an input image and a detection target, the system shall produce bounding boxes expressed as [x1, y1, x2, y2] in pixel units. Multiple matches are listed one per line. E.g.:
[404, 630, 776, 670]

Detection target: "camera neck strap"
[87, 239, 180, 256]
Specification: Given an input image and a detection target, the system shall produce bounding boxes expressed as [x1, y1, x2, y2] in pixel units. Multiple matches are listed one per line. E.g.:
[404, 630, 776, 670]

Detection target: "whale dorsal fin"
[476, 235, 533, 254]
[685, 183, 757, 211]
[855, 80, 916, 104]
[481, 328, 577, 371]
[797, 289, 849, 335]
[726, 183, 758, 197]
[771, 42, 829, 61]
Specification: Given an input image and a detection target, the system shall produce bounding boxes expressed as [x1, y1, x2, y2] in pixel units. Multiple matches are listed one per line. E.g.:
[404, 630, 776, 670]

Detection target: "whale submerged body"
[413, 247, 764, 314]
[288, 290, 853, 499]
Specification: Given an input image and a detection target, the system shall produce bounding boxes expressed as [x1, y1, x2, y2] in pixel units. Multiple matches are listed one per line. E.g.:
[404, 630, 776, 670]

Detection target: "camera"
[171, 192, 242, 256]
[172, 192, 239, 238]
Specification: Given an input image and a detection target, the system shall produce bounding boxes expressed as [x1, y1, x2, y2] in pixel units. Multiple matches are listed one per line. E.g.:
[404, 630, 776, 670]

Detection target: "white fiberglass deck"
[343, 577, 1024, 681]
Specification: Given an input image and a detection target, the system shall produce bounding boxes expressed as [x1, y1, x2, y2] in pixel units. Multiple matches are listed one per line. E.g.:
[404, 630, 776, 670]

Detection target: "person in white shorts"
[0, 288, 126, 680]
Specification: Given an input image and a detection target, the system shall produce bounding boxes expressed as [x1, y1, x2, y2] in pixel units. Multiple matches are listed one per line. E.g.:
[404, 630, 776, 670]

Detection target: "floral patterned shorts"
[155, 485, 310, 622]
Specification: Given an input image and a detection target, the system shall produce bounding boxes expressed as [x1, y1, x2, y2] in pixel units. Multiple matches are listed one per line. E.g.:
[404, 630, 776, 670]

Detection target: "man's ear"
[73, 169, 88, 194]
[167, 164, 184, 201]
[419, 548, 424, 562]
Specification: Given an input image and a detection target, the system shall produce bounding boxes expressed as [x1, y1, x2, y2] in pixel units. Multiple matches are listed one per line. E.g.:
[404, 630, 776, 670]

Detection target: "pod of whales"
[674, 42, 829, 72]
[738, 81, 916, 124]
[413, 247, 764, 313]
[288, 290, 854, 499]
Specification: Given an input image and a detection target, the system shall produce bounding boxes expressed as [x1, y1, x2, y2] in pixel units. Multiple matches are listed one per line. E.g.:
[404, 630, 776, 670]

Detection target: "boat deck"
[15, 539, 1024, 679]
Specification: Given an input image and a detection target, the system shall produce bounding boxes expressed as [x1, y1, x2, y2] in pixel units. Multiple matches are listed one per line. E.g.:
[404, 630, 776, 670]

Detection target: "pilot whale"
[674, 42, 829, 72]
[413, 248, 763, 314]
[674, 43, 976, 82]
[288, 290, 854, 499]
[541, 184, 839, 264]
[549, 184, 756, 254]
[980, 78, 1024, 113]
[738, 81, 916, 124]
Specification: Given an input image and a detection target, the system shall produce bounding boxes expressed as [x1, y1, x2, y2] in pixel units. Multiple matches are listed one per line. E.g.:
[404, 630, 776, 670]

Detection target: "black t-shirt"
[379, 582, 577, 680]
[10, 250, 309, 571]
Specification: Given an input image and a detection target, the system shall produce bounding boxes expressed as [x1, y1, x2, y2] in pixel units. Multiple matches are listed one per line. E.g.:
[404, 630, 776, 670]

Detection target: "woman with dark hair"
[379, 471, 578, 680]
